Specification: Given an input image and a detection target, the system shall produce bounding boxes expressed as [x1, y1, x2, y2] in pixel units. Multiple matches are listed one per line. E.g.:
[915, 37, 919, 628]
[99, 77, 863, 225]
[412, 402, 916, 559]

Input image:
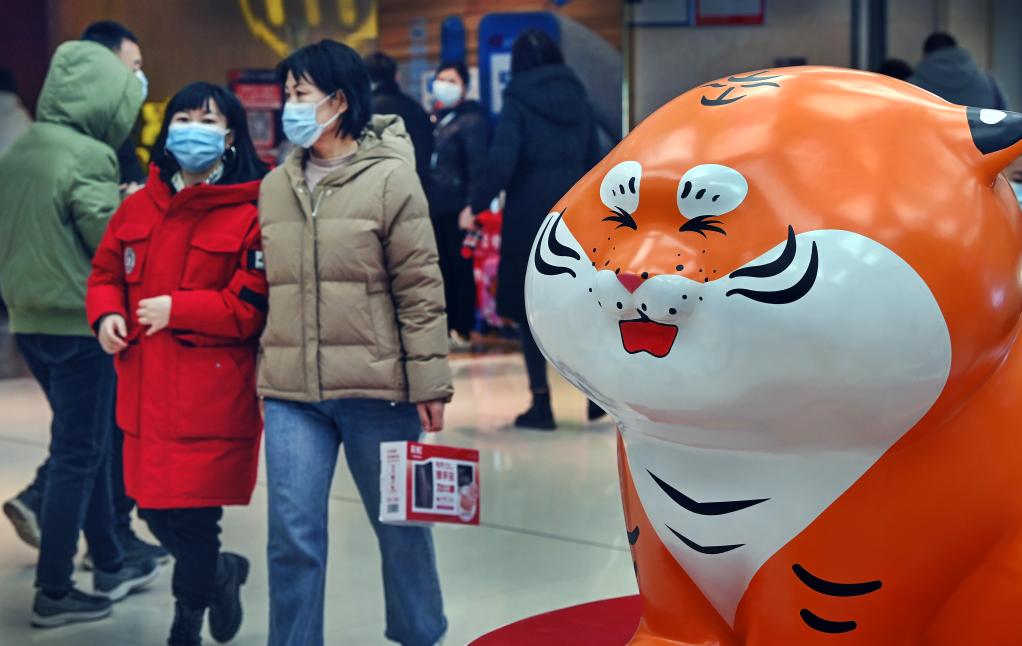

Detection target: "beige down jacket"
[257, 115, 453, 403]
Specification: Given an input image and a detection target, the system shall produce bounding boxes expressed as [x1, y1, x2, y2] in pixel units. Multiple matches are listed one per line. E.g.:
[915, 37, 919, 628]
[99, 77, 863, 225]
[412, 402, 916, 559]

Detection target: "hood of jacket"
[36, 40, 143, 149]
[284, 113, 414, 189]
[910, 47, 988, 94]
[143, 164, 261, 213]
[504, 64, 590, 126]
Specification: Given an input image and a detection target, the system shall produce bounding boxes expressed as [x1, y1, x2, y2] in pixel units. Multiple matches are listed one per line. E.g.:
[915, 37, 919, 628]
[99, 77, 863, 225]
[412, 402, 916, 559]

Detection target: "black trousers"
[432, 210, 476, 337]
[517, 319, 549, 394]
[16, 335, 123, 594]
[30, 424, 136, 535]
[141, 507, 223, 608]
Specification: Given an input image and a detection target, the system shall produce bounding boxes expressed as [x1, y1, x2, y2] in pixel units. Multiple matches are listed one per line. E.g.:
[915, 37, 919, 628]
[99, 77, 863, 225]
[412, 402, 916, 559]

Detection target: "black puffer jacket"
[429, 100, 489, 214]
[372, 80, 434, 196]
[470, 64, 600, 322]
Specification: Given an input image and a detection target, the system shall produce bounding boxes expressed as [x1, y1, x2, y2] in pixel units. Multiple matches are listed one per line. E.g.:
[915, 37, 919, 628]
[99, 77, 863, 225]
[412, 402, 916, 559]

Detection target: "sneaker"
[84, 532, 170, 570]
[94, 558, 159, 602]
[168, 600, 205, 646]
[514, 393, 557, 431]
[208, 552, 249, 643]
[31, 587, 112, 628]
[448, 330, 472, 352]
[3, 489, 41, 549]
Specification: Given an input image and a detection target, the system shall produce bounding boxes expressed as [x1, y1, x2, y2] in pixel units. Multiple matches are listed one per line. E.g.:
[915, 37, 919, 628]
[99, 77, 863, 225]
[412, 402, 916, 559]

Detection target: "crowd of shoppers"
[0, 15, 609, 645]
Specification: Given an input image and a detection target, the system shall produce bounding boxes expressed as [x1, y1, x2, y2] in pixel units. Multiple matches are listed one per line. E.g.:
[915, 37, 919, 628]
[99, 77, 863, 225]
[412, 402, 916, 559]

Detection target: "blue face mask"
[1012, 181, 1022, 208]
[282, 94, 340, 148]
[166, 123, 227, 173]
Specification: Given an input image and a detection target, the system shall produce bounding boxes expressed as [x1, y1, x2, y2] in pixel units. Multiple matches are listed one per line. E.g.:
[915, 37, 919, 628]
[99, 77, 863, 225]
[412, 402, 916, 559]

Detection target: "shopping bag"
[379, 441, 480, 526]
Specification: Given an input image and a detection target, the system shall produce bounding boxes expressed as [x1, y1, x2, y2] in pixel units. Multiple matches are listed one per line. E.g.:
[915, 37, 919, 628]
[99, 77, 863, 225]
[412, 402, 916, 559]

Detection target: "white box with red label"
[379, 441, 480, 526]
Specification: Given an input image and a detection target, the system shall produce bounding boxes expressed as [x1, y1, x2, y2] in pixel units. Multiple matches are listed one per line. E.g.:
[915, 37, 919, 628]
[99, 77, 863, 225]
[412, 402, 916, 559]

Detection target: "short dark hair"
[436, 61, 469, 87]
[151, 82, 268, 187]
[875, 58, 913, 81]
[81, 21, 139, 52]
[0, 68, 16, 94]
[923, 32, 957, 56]
[364, 51, 397, 85]
[511, 29, 563, 76]
[277, 39, 372, 140]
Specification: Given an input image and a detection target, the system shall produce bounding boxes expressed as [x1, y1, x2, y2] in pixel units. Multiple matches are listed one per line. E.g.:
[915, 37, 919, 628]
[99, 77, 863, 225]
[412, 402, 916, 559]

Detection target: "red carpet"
[469, 595, 642, 645]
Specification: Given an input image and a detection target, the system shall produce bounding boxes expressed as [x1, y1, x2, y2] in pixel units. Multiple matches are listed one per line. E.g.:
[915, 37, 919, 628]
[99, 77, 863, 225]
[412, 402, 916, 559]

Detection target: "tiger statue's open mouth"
[619, 317, 678, 358]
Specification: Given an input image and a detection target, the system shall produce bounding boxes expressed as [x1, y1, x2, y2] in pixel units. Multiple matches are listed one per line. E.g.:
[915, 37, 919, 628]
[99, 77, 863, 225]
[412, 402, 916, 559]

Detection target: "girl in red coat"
[86, 83, 268, 646]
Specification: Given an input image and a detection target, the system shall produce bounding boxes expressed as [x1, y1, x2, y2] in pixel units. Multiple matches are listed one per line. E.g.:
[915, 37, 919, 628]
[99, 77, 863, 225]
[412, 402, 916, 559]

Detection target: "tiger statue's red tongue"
[619, 319, 679, 358]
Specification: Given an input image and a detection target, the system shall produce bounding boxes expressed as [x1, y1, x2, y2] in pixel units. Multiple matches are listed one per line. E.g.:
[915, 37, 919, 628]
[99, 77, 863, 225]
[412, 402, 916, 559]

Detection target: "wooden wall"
[1, 1, 619, 115]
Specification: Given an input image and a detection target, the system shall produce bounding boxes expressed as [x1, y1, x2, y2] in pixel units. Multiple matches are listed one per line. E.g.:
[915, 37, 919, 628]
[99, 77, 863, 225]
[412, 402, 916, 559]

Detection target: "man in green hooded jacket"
[0, 40, 158, 627]
[2, 18, 170, 581]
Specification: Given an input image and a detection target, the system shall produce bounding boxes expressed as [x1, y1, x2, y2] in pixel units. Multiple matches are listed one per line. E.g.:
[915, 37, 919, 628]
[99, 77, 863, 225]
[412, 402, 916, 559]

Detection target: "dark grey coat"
[471, 64, 600, 322]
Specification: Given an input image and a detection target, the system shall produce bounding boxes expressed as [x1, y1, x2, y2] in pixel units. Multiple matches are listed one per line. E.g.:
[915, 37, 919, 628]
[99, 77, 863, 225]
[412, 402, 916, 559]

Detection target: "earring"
[222, 145, 237, 163]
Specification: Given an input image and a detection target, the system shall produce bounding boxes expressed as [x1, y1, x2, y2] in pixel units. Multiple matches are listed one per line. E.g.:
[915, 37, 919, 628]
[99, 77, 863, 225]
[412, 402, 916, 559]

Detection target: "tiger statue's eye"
[600, 161, 642, 215]
[677, 164, 748, 219]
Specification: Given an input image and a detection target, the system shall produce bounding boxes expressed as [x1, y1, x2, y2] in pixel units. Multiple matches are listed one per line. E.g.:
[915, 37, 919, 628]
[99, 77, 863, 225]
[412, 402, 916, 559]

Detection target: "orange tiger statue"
[524, 66, 1022, 644]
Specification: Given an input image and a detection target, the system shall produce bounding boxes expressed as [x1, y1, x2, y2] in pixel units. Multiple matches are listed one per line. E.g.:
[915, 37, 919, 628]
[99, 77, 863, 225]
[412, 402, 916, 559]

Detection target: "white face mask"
[135, 69, 148, 102]
[432, 80, 463, 108]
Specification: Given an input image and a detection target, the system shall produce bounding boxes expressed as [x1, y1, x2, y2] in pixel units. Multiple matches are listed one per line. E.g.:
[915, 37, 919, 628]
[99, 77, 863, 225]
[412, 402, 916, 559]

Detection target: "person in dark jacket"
[470, 29, 602, 430]
[876, 58, 913, 81]
[908, 32, 1006, 109]
[365, 51, 433, 196]
[430, 61, 489, 346]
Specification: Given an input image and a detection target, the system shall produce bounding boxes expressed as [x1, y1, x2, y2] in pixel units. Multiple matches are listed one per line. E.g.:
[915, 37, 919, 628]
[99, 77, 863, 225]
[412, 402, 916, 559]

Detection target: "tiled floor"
[0, 353, 636, 645]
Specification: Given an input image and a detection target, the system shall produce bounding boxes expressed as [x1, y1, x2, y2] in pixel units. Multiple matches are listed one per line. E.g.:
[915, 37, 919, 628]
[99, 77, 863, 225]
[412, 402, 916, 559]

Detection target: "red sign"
[696, 0, 766, 26]
[232, 82, 282, 110]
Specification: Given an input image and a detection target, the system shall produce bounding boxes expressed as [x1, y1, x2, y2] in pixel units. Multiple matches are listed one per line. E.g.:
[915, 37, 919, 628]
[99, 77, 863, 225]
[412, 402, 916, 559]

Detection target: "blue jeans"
[265, 398, 446, 646]
[15, 334, 123, 594]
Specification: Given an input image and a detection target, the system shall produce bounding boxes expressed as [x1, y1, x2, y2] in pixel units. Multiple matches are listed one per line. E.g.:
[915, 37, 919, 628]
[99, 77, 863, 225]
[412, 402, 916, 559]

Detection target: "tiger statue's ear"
[967, 107, 1022, 183]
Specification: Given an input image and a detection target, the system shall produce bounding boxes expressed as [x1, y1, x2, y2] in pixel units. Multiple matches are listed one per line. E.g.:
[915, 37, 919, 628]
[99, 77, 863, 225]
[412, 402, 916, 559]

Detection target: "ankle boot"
[168, 601, 204, 646]
[587, 399, 608, 422]
[515, 391, 556, 430]
[209, 552, 249, 643]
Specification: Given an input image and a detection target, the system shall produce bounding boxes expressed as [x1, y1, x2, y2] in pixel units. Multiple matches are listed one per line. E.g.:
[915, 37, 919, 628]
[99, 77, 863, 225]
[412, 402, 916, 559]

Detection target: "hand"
[137, 295, 172, 336]
[416, 399, 446, 433]
[98, 314, 128, 354]
[457, 206, 477, 232]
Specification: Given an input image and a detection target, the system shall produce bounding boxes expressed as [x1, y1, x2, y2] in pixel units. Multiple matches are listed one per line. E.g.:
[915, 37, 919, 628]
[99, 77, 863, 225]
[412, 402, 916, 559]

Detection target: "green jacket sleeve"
[69, 145, 120, 254]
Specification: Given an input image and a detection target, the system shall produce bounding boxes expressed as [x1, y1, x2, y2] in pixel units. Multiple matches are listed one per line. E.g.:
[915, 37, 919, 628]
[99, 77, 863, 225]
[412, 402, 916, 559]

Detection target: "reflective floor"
[0, 353, 636, 645]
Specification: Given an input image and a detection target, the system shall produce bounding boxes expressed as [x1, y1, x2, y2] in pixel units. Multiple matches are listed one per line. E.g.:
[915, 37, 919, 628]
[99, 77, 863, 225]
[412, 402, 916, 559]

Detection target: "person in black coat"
[365, 51, 434, 196]
[470, 29, 602, 430]
[430, 61, 490, 346]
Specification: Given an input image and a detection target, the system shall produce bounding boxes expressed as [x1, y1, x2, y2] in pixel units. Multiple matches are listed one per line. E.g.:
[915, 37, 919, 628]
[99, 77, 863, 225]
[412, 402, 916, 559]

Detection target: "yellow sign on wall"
[238, 0, 378, 57]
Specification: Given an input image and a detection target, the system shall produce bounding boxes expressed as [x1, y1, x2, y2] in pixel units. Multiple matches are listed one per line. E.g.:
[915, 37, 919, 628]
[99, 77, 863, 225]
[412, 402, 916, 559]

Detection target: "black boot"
[587, 400, 608, 422]
[208, 552, 249, 643]
[168, 601, 204, 646]
[514, 391, 556, 430]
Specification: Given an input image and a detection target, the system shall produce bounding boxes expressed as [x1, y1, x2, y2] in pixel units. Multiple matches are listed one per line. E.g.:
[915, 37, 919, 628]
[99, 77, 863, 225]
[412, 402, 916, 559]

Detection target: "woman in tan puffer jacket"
[258, 40, 451, 646]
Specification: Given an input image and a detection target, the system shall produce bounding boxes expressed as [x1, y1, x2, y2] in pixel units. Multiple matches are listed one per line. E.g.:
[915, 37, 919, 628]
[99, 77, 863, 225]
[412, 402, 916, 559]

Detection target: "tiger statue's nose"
[617, 272, 644, 293]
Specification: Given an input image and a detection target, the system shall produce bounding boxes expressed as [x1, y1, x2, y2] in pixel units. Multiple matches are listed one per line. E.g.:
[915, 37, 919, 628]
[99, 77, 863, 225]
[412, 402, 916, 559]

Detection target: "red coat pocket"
[181, 232, 244, 290]
[173, 341, 260, 440]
